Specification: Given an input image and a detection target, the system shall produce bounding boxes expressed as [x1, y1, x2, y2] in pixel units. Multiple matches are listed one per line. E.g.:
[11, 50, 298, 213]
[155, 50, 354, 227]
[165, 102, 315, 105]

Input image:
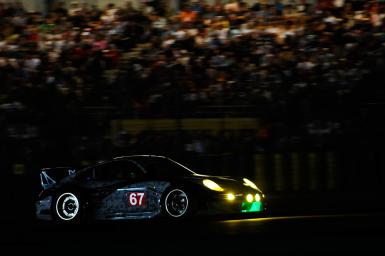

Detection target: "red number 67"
[127, 192, 146, 206]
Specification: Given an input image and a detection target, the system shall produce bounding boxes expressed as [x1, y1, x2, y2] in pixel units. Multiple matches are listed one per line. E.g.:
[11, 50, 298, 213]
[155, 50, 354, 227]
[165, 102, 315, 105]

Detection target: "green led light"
[241, 202, 262, 213]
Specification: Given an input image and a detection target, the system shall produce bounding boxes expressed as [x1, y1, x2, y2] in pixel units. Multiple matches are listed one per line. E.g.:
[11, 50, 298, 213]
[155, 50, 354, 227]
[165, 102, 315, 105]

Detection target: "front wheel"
[162, 188, 191, 218]
[52, 191, 83, 223]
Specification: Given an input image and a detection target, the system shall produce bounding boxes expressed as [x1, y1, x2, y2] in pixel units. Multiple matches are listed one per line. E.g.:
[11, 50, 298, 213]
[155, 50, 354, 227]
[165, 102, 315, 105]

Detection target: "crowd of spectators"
[1, 0, 385, 171]
[1, 1, 384, 116]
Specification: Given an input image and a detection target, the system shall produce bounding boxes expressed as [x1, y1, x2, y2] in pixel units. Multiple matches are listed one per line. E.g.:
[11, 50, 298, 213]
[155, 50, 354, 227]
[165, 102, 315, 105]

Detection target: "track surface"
[2, 212, 384, 254]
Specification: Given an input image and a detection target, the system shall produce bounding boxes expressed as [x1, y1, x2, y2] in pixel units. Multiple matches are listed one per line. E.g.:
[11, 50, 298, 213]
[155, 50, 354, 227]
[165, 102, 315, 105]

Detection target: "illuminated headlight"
[255, 194, 261, 202]
[226, 193, 235, 201]
[243, 178, 259, 190]
[203, 179, 224, 192]
[246, 194, 253, 202]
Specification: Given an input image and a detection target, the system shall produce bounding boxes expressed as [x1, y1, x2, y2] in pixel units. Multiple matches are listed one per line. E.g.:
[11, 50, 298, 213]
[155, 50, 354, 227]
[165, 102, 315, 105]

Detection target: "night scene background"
[1, 0, 385, 253]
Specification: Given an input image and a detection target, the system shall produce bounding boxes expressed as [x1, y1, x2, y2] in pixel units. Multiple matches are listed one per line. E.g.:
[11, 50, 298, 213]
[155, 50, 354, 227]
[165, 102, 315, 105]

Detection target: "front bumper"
[201, 193, 266, 215]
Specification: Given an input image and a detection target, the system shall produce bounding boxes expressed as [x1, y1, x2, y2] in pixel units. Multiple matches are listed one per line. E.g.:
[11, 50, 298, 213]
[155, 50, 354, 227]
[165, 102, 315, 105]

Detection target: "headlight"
[203, 179, 224, 192]
[246, 194, 254, 202]
[243, 178, 258, 190]
[255, 194, 261, 202]
[226, 193, 235, 201]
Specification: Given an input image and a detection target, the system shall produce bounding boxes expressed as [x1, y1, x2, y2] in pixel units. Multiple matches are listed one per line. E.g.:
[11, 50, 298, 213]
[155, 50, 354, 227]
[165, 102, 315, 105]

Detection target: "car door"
[90, 160, 152, 218]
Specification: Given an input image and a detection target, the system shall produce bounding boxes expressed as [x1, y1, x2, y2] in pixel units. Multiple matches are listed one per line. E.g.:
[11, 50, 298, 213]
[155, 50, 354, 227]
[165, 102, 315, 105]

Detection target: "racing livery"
[36, 155, 266, 222]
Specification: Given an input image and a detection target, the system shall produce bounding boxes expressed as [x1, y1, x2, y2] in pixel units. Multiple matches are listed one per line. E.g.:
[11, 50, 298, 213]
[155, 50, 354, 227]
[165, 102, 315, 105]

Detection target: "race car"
[36, 155, 266, 222]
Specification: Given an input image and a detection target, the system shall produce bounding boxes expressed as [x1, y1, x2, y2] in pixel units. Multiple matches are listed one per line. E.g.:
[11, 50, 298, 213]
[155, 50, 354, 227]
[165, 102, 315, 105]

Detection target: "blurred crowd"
[1, 0, 384, 116]
[1, 0, 385, 171]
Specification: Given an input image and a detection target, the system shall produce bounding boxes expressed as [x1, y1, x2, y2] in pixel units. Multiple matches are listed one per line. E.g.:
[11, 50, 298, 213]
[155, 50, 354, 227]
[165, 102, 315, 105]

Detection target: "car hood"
[183, 174, 263, 193]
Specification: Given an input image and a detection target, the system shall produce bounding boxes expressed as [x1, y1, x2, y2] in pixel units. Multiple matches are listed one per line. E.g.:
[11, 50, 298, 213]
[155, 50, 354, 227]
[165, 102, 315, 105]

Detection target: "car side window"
[144, 162, 170, 178]
[141, 159, 192, 178]
[94, 161, 145, 181]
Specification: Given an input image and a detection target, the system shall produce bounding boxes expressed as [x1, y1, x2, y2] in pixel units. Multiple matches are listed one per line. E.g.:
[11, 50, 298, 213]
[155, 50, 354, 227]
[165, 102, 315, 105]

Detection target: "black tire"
[161, 187, 194, 219]
[51, 191, 84, 224]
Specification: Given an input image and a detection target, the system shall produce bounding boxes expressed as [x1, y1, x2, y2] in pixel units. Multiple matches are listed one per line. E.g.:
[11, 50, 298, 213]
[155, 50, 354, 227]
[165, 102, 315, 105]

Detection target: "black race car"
[36, 155, 266, 222]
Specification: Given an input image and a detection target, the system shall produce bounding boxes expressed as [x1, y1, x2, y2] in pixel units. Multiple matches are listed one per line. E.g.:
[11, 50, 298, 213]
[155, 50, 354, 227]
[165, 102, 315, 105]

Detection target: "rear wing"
[40, 167, 77, 190]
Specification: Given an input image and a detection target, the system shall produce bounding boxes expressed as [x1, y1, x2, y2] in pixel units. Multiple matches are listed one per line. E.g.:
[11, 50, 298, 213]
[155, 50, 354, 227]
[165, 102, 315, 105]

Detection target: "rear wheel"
[162, 188, 191, 218]
[52, 191, 83, 223]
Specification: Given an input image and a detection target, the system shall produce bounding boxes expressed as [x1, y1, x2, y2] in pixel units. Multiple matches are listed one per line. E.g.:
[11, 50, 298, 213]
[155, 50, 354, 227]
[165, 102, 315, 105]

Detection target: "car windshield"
[138, 157, 196, 177]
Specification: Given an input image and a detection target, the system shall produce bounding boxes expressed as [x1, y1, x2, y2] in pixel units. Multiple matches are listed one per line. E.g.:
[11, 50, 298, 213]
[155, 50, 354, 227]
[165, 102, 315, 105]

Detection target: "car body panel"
[93, 181, 171, 220]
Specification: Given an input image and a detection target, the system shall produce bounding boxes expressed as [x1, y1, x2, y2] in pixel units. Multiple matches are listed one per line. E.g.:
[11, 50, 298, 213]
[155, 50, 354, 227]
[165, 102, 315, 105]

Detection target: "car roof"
[112, 155, 167, 161]
[77, 155, 168, 171]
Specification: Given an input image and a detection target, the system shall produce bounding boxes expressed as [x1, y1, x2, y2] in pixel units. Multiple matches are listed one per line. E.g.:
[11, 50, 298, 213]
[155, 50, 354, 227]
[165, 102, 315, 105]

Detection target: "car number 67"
[128, 192, 146, 206]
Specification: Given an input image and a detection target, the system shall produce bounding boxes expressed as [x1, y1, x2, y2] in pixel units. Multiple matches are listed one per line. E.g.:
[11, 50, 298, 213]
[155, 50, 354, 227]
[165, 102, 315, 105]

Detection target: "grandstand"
[1, 0, 385, 192]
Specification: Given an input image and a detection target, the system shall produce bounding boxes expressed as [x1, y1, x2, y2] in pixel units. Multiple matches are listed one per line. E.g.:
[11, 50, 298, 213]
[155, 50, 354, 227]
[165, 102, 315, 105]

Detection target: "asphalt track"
[1, 212, 384, 254]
